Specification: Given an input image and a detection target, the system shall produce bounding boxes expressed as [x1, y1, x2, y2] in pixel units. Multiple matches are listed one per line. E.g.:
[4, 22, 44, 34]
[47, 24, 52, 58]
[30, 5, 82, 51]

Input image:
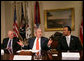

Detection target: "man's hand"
[17, 40, 24, 47]
[47, 39, 53, 47]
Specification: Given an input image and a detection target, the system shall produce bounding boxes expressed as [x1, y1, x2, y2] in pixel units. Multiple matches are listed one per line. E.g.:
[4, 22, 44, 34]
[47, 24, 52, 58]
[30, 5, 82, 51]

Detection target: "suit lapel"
[33, 37, 36, 44]
[6, 38, 9, 48]
[41, 37, 44, 48]
[12, 38, 14, 48]
[69, 35, 73, 48]
[40, 37, 47, 49]
[41, 37, 42, 48]
[31, 37, 36, 48]
[64, 36, 69, 48]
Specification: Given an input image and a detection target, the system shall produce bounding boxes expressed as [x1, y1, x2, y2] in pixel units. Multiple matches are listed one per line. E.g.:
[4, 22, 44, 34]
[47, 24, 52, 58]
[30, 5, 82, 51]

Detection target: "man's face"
[36, 29, 42, 38]
[8, 31, 14, 39]
[63, 27, 69, 36]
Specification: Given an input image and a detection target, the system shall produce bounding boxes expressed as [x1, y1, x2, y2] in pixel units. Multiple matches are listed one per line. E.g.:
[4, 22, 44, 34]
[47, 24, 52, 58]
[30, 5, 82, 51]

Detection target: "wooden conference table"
[1, 50, 83, 60]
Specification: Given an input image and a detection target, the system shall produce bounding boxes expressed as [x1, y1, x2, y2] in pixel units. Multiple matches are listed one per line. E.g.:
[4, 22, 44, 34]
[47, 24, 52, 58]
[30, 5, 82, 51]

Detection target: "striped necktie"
[8, 40, 13, 54]
[8, 40, 11, 48]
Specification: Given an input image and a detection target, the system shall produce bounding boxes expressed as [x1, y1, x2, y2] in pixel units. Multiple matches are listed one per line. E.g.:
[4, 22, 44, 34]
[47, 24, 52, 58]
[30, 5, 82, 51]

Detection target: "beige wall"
[1, 1, 83, 43]
[1, 1, 6, 43]
[40, 1, 83, 38]
[1, 1, 33, 43]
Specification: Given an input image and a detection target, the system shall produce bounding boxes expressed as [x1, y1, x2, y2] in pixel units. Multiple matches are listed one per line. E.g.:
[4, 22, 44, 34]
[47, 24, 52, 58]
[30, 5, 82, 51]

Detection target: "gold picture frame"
[44, 8, 75, 31]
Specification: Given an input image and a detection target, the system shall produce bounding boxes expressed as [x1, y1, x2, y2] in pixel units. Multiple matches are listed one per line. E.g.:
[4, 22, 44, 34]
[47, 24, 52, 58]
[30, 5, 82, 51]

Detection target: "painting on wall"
[44, 8, 75, 31]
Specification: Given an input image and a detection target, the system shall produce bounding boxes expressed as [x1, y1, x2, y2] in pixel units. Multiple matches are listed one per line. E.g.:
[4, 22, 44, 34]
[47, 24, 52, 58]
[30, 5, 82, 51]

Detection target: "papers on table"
[13, 55, 32, 60]
[30, 49, 39, 53]
[62, 52, 80, 60]
[1, 49, 4, 55]
[17, 49, 39, 53]
[52, 54, 58, 56]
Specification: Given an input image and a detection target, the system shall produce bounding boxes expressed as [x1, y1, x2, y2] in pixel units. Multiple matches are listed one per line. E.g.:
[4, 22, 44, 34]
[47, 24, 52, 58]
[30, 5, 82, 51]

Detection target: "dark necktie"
[8, 40, 11, 48]
[8, 40, 13, 54]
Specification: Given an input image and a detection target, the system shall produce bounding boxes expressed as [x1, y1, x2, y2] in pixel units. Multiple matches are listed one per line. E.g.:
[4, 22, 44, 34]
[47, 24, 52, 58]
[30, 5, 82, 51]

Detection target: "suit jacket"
[1, 37, 21, 53]
[57, 35, 83, 52]
[22, 37, 49, 50]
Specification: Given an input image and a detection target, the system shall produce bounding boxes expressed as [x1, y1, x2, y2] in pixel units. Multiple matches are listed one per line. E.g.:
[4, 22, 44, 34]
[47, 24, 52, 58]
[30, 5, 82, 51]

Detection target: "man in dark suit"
[17, 28, 50, 51]
[1, 31, 21, 54]
[57, 26, 83, 52]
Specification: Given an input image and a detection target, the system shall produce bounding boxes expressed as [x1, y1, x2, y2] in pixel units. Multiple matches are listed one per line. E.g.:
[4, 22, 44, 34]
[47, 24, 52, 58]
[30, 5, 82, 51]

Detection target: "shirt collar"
[66, 35, 71, 38]
[9, 38, 13, 41]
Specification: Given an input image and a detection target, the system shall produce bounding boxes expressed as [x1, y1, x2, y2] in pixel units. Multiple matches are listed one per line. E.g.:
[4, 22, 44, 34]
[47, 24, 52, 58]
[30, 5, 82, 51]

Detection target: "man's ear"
[34, 32, 36, 36]
[68, 31, 71, 34]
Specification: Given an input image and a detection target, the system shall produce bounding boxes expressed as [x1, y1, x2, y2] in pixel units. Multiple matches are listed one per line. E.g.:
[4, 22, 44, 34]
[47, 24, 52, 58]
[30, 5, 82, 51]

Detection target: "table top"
[1, 50, 83, 60]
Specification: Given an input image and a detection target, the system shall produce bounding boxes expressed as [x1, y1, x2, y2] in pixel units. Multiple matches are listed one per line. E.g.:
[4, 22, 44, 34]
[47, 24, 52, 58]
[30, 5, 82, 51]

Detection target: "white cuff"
[22, 45, 24, 47]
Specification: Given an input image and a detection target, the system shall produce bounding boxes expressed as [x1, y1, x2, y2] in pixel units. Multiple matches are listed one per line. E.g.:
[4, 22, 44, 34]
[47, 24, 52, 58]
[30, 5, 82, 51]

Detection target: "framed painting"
[44, 8, 75, 31]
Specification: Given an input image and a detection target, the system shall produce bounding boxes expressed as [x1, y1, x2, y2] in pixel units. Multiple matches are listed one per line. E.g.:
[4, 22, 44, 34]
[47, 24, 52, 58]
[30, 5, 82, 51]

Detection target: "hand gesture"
[48, 39, 53, 46]
[17, 40, 24, 46]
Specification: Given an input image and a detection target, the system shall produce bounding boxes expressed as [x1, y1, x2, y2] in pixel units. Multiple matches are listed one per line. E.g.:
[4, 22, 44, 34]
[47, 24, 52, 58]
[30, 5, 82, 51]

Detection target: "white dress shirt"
[7, 39, 13, 53]
[66, 35, 71, 47]
[32, 37, 41, 51]
[7, 39, 13, 49]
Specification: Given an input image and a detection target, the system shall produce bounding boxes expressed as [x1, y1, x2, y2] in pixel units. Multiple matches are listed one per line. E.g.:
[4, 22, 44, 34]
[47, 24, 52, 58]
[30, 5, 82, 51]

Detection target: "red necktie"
[36, 38, 39, 50]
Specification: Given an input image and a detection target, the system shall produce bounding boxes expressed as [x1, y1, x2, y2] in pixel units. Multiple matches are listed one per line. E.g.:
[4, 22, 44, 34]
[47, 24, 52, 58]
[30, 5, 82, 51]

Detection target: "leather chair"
[50, 32, 63, 49]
